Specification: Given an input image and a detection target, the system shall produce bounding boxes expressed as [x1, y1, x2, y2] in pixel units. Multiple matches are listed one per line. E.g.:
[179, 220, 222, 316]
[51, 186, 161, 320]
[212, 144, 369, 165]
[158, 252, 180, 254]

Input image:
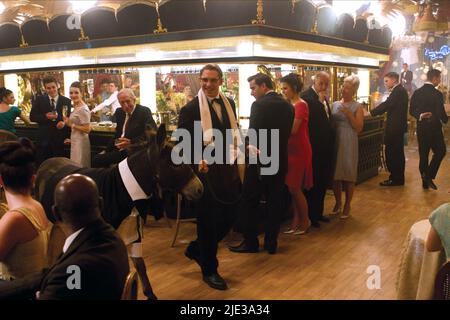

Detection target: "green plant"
[156, 90, 170, 112]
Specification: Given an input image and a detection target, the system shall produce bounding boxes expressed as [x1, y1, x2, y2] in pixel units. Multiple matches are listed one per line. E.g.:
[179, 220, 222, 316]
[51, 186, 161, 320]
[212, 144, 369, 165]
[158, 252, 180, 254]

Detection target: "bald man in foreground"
[0, 174, 129, 300]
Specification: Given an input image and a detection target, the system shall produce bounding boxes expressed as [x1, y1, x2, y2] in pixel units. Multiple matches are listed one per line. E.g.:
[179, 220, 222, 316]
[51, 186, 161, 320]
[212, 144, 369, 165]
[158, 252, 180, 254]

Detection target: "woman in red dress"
[281, 73, 313, 235]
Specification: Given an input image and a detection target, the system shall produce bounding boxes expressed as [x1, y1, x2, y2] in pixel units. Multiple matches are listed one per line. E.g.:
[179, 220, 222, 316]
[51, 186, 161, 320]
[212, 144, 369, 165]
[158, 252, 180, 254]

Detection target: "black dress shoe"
[185, 248, 202, 268]
[422, 179, 429, 189]
[319, 216, 330, 223]
[428, 179, 438, 190]
[311, 221, 320, 228]
[203, 273, 228, 290]
[228, 241, 259, 253]
[263, 243, 277, 254]
[379, 179, 404, 186]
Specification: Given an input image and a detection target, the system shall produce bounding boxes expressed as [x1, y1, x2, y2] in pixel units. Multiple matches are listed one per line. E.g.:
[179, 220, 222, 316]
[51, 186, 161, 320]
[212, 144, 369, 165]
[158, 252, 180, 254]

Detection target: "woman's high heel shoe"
[293, 222, 311, 235]
[330, 204, 341, 215]
[283, 224, 302, 234]
[340, 206, 351, 219]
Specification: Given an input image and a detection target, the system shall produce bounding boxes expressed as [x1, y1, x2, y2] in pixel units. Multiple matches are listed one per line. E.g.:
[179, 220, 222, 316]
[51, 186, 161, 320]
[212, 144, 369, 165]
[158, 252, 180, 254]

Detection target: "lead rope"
[203, 169, 243, 206]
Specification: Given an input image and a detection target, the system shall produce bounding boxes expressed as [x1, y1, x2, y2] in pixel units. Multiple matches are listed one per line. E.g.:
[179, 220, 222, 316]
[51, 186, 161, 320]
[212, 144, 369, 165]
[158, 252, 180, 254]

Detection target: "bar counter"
[357, 115, 384, 184]
[14, 122, 115, 160]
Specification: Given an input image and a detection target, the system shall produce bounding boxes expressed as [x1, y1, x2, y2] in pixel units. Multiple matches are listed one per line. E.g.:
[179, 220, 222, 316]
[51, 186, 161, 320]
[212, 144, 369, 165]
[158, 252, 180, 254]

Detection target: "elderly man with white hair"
[92, 88, 157, 168]
[300, 71, 335, 228]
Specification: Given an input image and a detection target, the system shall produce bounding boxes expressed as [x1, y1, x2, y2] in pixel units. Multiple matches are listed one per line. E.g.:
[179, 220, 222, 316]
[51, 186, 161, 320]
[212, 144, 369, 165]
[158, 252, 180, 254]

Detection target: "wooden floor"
[139, 140, 450, 300]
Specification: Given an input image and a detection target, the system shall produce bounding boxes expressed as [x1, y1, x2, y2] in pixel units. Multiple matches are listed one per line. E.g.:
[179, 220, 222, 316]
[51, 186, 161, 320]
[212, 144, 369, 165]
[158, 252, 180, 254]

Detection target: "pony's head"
[131, 124, 203, 201]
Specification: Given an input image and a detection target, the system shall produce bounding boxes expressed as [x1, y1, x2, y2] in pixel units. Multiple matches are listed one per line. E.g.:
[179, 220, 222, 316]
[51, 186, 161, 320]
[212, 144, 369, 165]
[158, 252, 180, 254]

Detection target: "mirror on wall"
[154, 65, 239, 126]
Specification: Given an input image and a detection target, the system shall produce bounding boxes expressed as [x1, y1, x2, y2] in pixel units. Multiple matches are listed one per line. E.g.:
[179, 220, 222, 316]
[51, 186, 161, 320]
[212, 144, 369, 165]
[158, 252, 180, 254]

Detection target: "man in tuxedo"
[229, 73, 293, 255]
[401, 63, 413, 95]
[92, 88, 157, 168]
[300, 72, 334, 228]
[177, 64, 242, 290]
[410, 69, 448, 190]
[30, 76, 72, 164]
[0, 174, 129, 300]
[371, 72, 409, 186]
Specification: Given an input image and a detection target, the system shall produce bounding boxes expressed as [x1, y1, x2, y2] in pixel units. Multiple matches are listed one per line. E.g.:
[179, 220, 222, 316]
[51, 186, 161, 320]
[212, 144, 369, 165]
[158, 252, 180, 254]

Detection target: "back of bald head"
[54, 174, 101, 227]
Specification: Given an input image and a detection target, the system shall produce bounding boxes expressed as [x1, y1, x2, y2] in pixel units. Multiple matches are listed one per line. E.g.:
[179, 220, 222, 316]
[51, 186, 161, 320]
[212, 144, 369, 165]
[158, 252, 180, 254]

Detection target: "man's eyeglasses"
[200, 78, 220, 84]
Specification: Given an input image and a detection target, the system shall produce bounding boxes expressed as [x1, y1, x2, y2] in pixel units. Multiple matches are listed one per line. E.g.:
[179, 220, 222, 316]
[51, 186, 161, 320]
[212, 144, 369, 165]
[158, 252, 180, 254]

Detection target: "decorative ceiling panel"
[0, 0, 165, 24]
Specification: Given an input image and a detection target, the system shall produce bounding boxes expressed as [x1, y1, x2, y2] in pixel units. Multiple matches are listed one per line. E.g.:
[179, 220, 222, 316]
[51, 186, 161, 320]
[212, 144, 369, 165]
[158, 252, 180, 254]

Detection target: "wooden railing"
[357, 116, 384, 184]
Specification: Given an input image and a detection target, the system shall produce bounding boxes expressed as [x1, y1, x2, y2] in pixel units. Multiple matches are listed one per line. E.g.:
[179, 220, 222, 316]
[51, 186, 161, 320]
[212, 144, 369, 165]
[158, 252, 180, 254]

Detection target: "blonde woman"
[331, 75, 364, 219]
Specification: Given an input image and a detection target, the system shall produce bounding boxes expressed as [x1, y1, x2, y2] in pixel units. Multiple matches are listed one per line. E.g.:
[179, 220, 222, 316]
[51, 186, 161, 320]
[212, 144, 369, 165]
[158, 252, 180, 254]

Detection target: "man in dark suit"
[229, 73, 293, 255]
[177, 64, 242, 291]
[410, 69, 448, 190]
[92, 88, 157, 168]
[300, 72, 334, 228]
[30, 76, 71, 164]
[0, 174, 129, 300]
[401, 63, 413, 95]
[371, 72, 409, 186]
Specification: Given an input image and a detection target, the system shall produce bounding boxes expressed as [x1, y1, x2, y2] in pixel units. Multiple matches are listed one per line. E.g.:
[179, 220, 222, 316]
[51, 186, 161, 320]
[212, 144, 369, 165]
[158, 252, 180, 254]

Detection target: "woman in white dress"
[64, 82, 91, 167]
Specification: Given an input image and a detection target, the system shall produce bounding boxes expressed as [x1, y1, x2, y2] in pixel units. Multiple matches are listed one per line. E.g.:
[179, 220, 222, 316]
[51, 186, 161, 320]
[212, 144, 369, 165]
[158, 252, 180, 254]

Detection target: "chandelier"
[413, 1, 450, 33]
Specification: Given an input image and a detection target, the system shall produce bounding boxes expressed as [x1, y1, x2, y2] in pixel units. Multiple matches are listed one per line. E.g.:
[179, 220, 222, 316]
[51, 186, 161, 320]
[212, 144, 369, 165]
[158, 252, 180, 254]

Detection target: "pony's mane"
[126, 127, 173, 156]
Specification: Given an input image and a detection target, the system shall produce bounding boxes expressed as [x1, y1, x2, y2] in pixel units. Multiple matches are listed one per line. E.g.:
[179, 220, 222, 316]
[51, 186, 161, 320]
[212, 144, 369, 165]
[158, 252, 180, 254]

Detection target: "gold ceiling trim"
[0, 34, 388, 68]
[0, 1, 168, 24]
[260, 36, 389, 61]
[0, 1, 422, 26]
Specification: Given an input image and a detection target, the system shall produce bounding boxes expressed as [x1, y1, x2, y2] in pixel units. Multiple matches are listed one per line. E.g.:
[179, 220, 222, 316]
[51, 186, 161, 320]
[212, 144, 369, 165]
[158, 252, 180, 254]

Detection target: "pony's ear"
[156, 124, 167, 147]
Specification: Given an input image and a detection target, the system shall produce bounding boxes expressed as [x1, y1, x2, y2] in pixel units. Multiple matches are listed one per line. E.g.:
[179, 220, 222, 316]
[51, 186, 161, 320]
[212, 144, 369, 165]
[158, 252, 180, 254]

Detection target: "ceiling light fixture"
[70, 1, 97, 15]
